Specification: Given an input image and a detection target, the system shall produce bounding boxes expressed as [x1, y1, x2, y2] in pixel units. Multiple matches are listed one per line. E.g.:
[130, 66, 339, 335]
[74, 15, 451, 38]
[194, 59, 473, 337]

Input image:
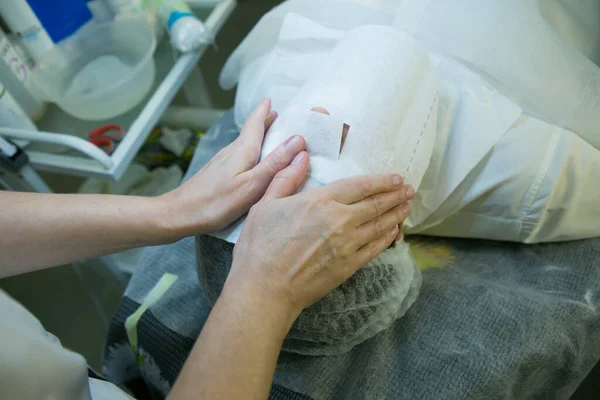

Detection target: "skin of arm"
[1, 191, 187, 278]
[169, 147, 415, 399]
[0, 98, 304, 278]
[168, 281, 299, 400]
[1, 98, 415, 399]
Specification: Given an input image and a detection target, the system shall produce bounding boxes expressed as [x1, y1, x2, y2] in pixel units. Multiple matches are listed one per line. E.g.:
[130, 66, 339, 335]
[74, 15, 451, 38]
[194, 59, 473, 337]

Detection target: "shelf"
[0, 0, 236, 180]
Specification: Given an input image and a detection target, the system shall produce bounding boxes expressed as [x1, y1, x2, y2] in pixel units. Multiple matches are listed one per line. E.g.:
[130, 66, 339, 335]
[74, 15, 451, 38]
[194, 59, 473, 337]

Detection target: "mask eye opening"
[340, 123, 350, 154]
[310, 106, 350, 155]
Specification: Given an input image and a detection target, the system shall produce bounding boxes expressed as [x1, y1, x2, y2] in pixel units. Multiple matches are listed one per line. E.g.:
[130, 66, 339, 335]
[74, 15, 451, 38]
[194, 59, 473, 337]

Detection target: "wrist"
[144, 194, 195, 245]
[154, 189, 209, 242]
[221, 278, 300, 338]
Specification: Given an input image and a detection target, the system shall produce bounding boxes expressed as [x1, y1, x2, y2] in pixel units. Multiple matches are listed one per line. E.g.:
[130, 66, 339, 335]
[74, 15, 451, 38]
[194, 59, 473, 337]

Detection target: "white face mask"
[213, 24, 439, 244]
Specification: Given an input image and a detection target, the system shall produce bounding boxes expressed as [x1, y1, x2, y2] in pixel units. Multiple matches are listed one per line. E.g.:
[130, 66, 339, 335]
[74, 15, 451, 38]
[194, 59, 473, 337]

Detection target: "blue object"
[167, 11, 194, 30]
[26, 0, 92, 43]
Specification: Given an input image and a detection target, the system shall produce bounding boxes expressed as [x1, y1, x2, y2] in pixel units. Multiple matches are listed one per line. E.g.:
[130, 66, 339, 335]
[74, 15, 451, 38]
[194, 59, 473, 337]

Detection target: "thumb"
[262, 151, 309, 200]
[252, 135, 306, 183]
[238, 98, 274, 157]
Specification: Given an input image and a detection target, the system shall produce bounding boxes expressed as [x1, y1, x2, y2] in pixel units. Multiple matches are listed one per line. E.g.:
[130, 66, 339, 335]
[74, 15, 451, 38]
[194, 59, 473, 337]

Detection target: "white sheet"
[393, 0, 600, 150]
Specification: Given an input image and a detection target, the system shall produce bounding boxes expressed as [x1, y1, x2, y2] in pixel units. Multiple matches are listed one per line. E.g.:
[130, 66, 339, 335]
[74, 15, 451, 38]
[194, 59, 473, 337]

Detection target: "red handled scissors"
[88, 124, 124, 154]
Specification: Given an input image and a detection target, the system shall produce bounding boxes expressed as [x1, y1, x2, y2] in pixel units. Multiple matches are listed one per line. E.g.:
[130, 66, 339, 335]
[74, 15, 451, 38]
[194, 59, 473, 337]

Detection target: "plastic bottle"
[105, 0, 144, 14]
[0, 28, 45, 120]
[0, 29, 29, 82]
[0, 81, 37, 131]
[142, 0, 212, 52]
[105, 0, 162, 39]
[27, 0, 92, 44]
[0, 0, 54, 62]
[86, 0, 115, 22]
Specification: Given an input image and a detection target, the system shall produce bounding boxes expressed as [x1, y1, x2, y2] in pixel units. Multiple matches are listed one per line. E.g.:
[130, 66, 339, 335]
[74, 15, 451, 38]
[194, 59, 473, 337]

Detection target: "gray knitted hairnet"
[196, 235, 421, 356]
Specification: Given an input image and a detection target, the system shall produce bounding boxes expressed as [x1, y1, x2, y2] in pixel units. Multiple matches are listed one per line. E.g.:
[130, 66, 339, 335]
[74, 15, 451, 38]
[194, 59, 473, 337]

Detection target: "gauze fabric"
[219, 4, 600, 243]
[219, 0, 397, 93]
[212, 22, 438, 243]
[207, 24, 430, 355]
[219, 11, 525, 239]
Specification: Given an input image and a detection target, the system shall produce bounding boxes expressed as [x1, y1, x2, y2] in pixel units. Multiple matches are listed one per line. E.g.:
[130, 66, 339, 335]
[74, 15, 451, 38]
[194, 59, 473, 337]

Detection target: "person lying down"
[222, 1, 600, 244]
[197, 1, 600, 355]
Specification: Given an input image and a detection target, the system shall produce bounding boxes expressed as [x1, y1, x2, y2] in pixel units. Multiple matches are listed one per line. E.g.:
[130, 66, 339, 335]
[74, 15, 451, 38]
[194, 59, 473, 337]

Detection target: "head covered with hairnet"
[197, 25, 438, 355]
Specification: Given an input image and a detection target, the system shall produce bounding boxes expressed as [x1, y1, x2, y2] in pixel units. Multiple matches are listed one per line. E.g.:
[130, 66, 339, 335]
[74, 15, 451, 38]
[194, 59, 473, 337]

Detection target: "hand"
[226, 156, 415, 324]
[160, 98, 307, 237]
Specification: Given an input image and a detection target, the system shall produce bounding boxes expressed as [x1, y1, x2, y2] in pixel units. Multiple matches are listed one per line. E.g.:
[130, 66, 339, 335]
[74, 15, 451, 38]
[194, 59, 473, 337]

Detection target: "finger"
[350, 185, 415, 225]
[239, 98, 272, 153]
[323, 174, 404, 205]
[395, 224, 404, 242]
[251, 135, 306, 184]
[262, 151, 310, 200]
[311, 106, 329, 115]
[353, 203, 412, 248]
[353, 226, 399, 271]
[265, 110, 278, 131]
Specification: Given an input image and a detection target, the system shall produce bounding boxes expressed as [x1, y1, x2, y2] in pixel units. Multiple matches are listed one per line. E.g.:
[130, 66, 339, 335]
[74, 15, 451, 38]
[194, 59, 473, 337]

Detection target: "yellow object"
[407, 237, 454, 270]
[125, 273, 178, 364]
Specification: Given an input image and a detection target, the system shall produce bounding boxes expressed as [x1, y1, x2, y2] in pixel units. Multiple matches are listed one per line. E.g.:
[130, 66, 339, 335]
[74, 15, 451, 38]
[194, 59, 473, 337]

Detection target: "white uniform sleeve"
[0, 290, 132, 400]
[89, 378, 134, 399]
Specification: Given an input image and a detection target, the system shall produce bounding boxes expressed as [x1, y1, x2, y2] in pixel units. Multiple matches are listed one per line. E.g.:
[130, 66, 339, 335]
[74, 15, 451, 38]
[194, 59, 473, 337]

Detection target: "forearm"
[168, 281, 298, 400]
[0, 191, 185, 277]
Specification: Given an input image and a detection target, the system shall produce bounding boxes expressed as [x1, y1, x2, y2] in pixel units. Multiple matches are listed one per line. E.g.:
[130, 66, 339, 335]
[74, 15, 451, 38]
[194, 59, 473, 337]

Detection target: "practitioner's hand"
[161, 98, 307, 237]
[227, 158, 415, 324]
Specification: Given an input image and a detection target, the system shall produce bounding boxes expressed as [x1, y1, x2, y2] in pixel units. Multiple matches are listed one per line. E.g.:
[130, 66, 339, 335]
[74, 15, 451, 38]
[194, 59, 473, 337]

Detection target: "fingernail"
[267, 110, 278, 122]
[405, 185, 416, 198]
[402, 203, 412, 215]
[390, 226, 400, 237]
[265, 110, 275, 122]
[292, 152, 306, 165]
[393, 175, 403, 186]
[395, 232, 404, 242]
[255, 98, 270, 114]
[285, 135, 304, 153]
[396, 225, 404, 242]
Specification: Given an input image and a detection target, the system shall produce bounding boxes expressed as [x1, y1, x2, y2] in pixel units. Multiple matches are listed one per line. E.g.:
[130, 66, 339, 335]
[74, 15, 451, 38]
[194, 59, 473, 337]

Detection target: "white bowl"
[30, 19, 156, 121]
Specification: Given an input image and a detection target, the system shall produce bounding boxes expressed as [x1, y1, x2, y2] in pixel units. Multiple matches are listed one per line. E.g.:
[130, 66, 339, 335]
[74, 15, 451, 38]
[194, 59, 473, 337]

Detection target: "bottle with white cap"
[0, 28, 45, 120]
[0, 0, 54, 63]
[142, 0, 212, 52]
[0, 80, 36, 132]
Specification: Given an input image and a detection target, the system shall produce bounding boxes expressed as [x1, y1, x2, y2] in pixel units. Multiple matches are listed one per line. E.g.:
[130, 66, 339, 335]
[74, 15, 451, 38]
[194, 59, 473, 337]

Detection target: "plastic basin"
[30, 19, 156, 121]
